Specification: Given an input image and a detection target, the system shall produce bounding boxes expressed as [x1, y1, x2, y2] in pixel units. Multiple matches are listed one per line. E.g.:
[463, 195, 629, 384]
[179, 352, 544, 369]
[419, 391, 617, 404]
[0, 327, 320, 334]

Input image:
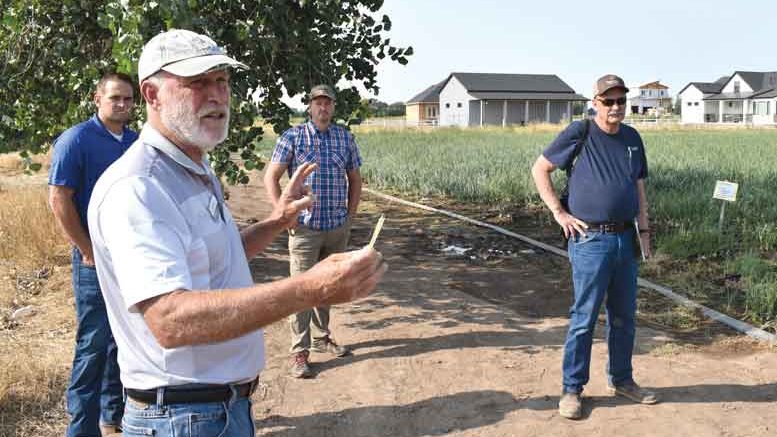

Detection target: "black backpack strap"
[564, 118, 590, 179]
[560, 118, 590, 212]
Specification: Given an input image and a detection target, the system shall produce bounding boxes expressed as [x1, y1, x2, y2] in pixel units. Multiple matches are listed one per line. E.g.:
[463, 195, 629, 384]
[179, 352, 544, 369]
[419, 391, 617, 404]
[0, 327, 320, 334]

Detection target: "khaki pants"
[288, 221, 351, 354]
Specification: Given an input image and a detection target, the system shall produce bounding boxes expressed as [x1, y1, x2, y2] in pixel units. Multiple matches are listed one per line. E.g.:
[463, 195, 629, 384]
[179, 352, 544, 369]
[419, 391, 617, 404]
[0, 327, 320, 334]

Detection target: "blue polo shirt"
[543, 120, 647, 223]
[48, 115, 138, 232]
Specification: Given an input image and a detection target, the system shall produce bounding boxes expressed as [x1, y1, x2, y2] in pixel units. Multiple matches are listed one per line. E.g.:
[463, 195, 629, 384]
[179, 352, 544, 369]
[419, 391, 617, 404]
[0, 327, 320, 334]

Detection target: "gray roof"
[450, 72, 577, 94]
[678, 76, 728, 95]
[753, 89, 777, 98]
[407, 80, 445, 104]
[469, 91, 588, 101]
[703, 92, 758, 100]
[734, 71, 777, 91]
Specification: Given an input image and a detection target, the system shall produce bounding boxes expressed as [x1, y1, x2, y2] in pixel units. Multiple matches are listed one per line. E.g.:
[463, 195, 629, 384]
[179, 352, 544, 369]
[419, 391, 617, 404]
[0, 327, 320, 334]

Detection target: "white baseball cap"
[138, 29, 248, 82]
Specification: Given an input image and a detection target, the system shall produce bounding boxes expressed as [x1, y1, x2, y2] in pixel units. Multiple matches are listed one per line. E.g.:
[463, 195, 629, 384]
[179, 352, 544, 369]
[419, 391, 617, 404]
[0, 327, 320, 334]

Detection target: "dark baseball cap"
[309, 84, 336, 101]
[594, 74, 629, 96]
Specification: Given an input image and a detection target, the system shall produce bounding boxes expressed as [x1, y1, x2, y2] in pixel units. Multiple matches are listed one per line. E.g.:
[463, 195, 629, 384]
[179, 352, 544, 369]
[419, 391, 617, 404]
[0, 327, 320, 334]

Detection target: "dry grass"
[0, 183, 72, 436]
[0, 339, 72, 436]
[0, 186, 68, 269]
[0, 150, 51, 174]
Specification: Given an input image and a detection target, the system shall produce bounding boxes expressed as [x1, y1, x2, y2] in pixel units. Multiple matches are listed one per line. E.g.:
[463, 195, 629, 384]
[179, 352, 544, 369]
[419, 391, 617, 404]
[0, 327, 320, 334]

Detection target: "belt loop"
[227, 384, 239, 407]
[156, 387, 165, 407]
[249, 378, 259, 396]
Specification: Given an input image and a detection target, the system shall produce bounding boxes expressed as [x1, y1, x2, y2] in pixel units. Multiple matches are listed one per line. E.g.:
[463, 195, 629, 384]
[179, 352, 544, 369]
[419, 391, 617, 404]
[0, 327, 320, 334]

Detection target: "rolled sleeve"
[347, 135, 362, 170]
[271, 130, 296, 164]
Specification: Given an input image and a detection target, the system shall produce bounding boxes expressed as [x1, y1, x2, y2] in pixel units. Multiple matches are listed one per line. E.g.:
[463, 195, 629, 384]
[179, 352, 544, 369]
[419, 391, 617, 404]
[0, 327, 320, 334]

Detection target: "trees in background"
[0, 0, 411, 183]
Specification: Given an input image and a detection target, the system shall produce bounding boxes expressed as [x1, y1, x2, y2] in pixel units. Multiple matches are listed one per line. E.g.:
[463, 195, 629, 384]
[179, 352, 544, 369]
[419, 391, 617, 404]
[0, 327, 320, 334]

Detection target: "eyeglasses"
[597, 97, 627, 107]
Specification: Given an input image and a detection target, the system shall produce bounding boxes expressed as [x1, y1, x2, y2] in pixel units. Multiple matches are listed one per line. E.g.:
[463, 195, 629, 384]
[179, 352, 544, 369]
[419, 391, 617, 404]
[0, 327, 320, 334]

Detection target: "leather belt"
[126, 379, 258, 405]
[587, 222, 632, 233]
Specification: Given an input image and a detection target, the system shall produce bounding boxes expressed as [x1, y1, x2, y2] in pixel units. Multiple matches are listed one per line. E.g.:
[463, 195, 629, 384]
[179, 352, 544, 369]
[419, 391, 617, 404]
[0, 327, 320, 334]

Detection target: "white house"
[679, 71, 777, 125]
[422, 72, 586, 127]
[627, 81, 672, 115]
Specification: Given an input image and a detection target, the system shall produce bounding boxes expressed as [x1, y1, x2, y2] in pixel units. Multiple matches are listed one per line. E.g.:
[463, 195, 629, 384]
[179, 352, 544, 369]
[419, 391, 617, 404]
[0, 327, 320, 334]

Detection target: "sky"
[365, 0, 777, 104]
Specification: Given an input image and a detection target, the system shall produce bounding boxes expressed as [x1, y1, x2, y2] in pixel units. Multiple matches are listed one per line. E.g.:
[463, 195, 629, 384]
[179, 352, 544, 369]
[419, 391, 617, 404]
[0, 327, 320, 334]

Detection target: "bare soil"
[2, 167, 775, 436]
[230, 171, 777, 437]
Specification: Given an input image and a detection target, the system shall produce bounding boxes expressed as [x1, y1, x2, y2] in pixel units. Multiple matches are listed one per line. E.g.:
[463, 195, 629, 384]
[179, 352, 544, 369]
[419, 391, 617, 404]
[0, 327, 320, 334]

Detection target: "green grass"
[349, 126, 777, 324]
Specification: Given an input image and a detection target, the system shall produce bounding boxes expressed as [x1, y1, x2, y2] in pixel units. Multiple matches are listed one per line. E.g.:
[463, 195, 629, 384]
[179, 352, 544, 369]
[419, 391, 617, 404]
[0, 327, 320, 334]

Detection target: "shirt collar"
[90, 114, 131, 140]
[306, 120, 332, 136]
[139, 123, 209, 176]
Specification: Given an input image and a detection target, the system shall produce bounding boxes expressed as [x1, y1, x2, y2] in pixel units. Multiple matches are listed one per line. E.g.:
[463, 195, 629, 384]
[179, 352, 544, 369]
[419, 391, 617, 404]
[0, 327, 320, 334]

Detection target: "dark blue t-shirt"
[543, 120, 647, 223]
[48, 115, 138, 232]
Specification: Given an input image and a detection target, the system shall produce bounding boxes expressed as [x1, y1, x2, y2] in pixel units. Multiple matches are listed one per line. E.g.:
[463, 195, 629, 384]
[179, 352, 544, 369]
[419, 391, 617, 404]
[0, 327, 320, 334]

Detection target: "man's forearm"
[240, 213, 286, 259]
[637, 179, 650, 230]
[50, 192, 92, 257]
[532, 166, 563, 215]
[347, 177, 362, 216]
[140, 275, 316, 349]
[265, 179, 282, 207]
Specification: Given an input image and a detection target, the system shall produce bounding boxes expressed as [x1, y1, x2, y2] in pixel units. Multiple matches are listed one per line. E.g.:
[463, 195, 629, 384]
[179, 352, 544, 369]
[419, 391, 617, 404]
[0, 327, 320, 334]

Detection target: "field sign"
[713, 181, 738, 202]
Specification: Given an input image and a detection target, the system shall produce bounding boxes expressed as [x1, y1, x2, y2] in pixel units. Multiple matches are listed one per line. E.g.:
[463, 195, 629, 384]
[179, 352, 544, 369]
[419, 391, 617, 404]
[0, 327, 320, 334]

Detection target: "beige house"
[405, 81, 445, 126]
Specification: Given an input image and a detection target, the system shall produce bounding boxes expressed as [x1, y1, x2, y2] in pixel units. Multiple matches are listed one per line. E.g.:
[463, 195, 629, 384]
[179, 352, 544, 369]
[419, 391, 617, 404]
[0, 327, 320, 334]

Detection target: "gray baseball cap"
[309, 84, 336, 101]
[138, 29, 248, 82]
[594, 74, 629, 96]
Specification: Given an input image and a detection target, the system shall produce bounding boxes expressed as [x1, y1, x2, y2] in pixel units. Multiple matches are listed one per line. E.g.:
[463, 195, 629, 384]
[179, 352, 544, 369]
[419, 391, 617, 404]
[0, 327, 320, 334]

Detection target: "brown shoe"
[289, 350, 312, 378]
[607, 381, 658, 404]
[558, 392, 583, 419]
[311, 337, 350, 357]
[100, 423, 122, 436]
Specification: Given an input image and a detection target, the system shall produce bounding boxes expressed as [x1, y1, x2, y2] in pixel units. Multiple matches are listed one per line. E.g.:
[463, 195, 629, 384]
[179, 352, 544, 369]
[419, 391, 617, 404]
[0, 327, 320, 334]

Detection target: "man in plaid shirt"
[265, 84, 363, 378]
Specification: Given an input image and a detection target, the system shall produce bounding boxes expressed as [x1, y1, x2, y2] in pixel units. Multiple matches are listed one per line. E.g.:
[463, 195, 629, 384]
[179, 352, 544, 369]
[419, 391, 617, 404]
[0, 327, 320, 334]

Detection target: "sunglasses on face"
[597, 97, 627, 107]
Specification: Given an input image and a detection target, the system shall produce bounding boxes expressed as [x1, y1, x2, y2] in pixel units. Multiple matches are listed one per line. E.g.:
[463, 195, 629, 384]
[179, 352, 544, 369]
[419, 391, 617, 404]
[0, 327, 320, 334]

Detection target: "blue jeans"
[562, 230, 638, 394]
[122, 395, 255, 436]
[66, 248, 124, 436]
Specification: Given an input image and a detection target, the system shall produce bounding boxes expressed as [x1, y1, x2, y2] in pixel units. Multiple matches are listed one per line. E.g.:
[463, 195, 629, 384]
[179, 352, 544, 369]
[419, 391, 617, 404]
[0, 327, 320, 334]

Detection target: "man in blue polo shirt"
[48, 72, 137, 436]
[532, 74, 657, 420]
[265, 84, 363, 378]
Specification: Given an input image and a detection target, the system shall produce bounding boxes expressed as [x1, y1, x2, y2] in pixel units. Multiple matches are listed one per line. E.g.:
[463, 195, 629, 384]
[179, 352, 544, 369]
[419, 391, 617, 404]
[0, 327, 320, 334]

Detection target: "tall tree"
[0, 0, 412, 183]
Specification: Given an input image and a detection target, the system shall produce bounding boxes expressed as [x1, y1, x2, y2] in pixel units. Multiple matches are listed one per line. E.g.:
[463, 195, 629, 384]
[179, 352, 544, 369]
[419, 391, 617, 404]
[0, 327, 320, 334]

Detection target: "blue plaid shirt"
[271, 121, 362, 231]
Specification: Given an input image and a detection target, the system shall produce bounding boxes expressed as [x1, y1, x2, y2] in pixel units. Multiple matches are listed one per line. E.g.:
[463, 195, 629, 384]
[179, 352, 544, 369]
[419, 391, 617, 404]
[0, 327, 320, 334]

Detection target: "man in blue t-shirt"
[48, 72, 138, 437]
[532, 74, 657, 420]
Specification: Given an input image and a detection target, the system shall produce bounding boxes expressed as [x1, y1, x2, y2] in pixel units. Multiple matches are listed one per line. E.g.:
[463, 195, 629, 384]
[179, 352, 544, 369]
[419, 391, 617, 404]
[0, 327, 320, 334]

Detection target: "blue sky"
[369, 0, 776, 104]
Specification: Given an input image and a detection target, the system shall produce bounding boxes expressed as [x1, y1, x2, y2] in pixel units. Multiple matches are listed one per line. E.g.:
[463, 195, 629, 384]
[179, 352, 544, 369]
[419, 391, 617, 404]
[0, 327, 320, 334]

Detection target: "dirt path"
[229, 170, 777, 437]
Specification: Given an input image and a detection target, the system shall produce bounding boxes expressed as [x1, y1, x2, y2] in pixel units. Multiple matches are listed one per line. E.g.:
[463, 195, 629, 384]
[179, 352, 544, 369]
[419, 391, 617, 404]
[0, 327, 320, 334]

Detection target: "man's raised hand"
[276, 162, 317, 229]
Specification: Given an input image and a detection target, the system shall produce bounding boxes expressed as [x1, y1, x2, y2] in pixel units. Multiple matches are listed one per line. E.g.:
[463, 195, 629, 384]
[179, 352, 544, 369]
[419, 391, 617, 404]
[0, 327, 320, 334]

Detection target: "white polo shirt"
[87, 124, 264, 389]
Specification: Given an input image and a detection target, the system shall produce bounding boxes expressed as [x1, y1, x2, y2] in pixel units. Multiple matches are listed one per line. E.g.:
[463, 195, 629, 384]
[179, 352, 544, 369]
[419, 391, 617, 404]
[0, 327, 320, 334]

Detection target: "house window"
[728, 102, 734, 108]
[734, 81, 740, 93]
[687, 102, 692, 106]
[457, 102, 462, 108]
[445, 103, 450, 108]
[754, 101, 769, 115]
[694, 102, 699, 106]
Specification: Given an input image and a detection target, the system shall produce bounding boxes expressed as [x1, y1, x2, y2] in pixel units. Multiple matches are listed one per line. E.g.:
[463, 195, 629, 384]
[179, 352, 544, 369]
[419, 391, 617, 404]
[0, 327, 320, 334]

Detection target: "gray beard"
[160, 102, 229, 153]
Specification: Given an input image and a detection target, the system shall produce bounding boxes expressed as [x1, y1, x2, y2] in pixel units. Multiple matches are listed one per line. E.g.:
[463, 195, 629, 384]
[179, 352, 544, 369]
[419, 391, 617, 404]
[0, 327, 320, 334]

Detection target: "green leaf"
[1, 0, 411, 183]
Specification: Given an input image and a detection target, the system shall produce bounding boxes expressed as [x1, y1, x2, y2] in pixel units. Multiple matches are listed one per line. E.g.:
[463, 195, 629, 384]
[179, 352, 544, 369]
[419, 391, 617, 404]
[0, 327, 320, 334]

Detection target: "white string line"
[364, 187, 777, 345]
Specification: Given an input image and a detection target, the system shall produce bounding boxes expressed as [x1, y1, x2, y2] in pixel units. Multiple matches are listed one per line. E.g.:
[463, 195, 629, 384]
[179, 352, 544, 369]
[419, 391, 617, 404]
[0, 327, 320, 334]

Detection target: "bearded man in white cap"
[87, 29, 386, 435]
